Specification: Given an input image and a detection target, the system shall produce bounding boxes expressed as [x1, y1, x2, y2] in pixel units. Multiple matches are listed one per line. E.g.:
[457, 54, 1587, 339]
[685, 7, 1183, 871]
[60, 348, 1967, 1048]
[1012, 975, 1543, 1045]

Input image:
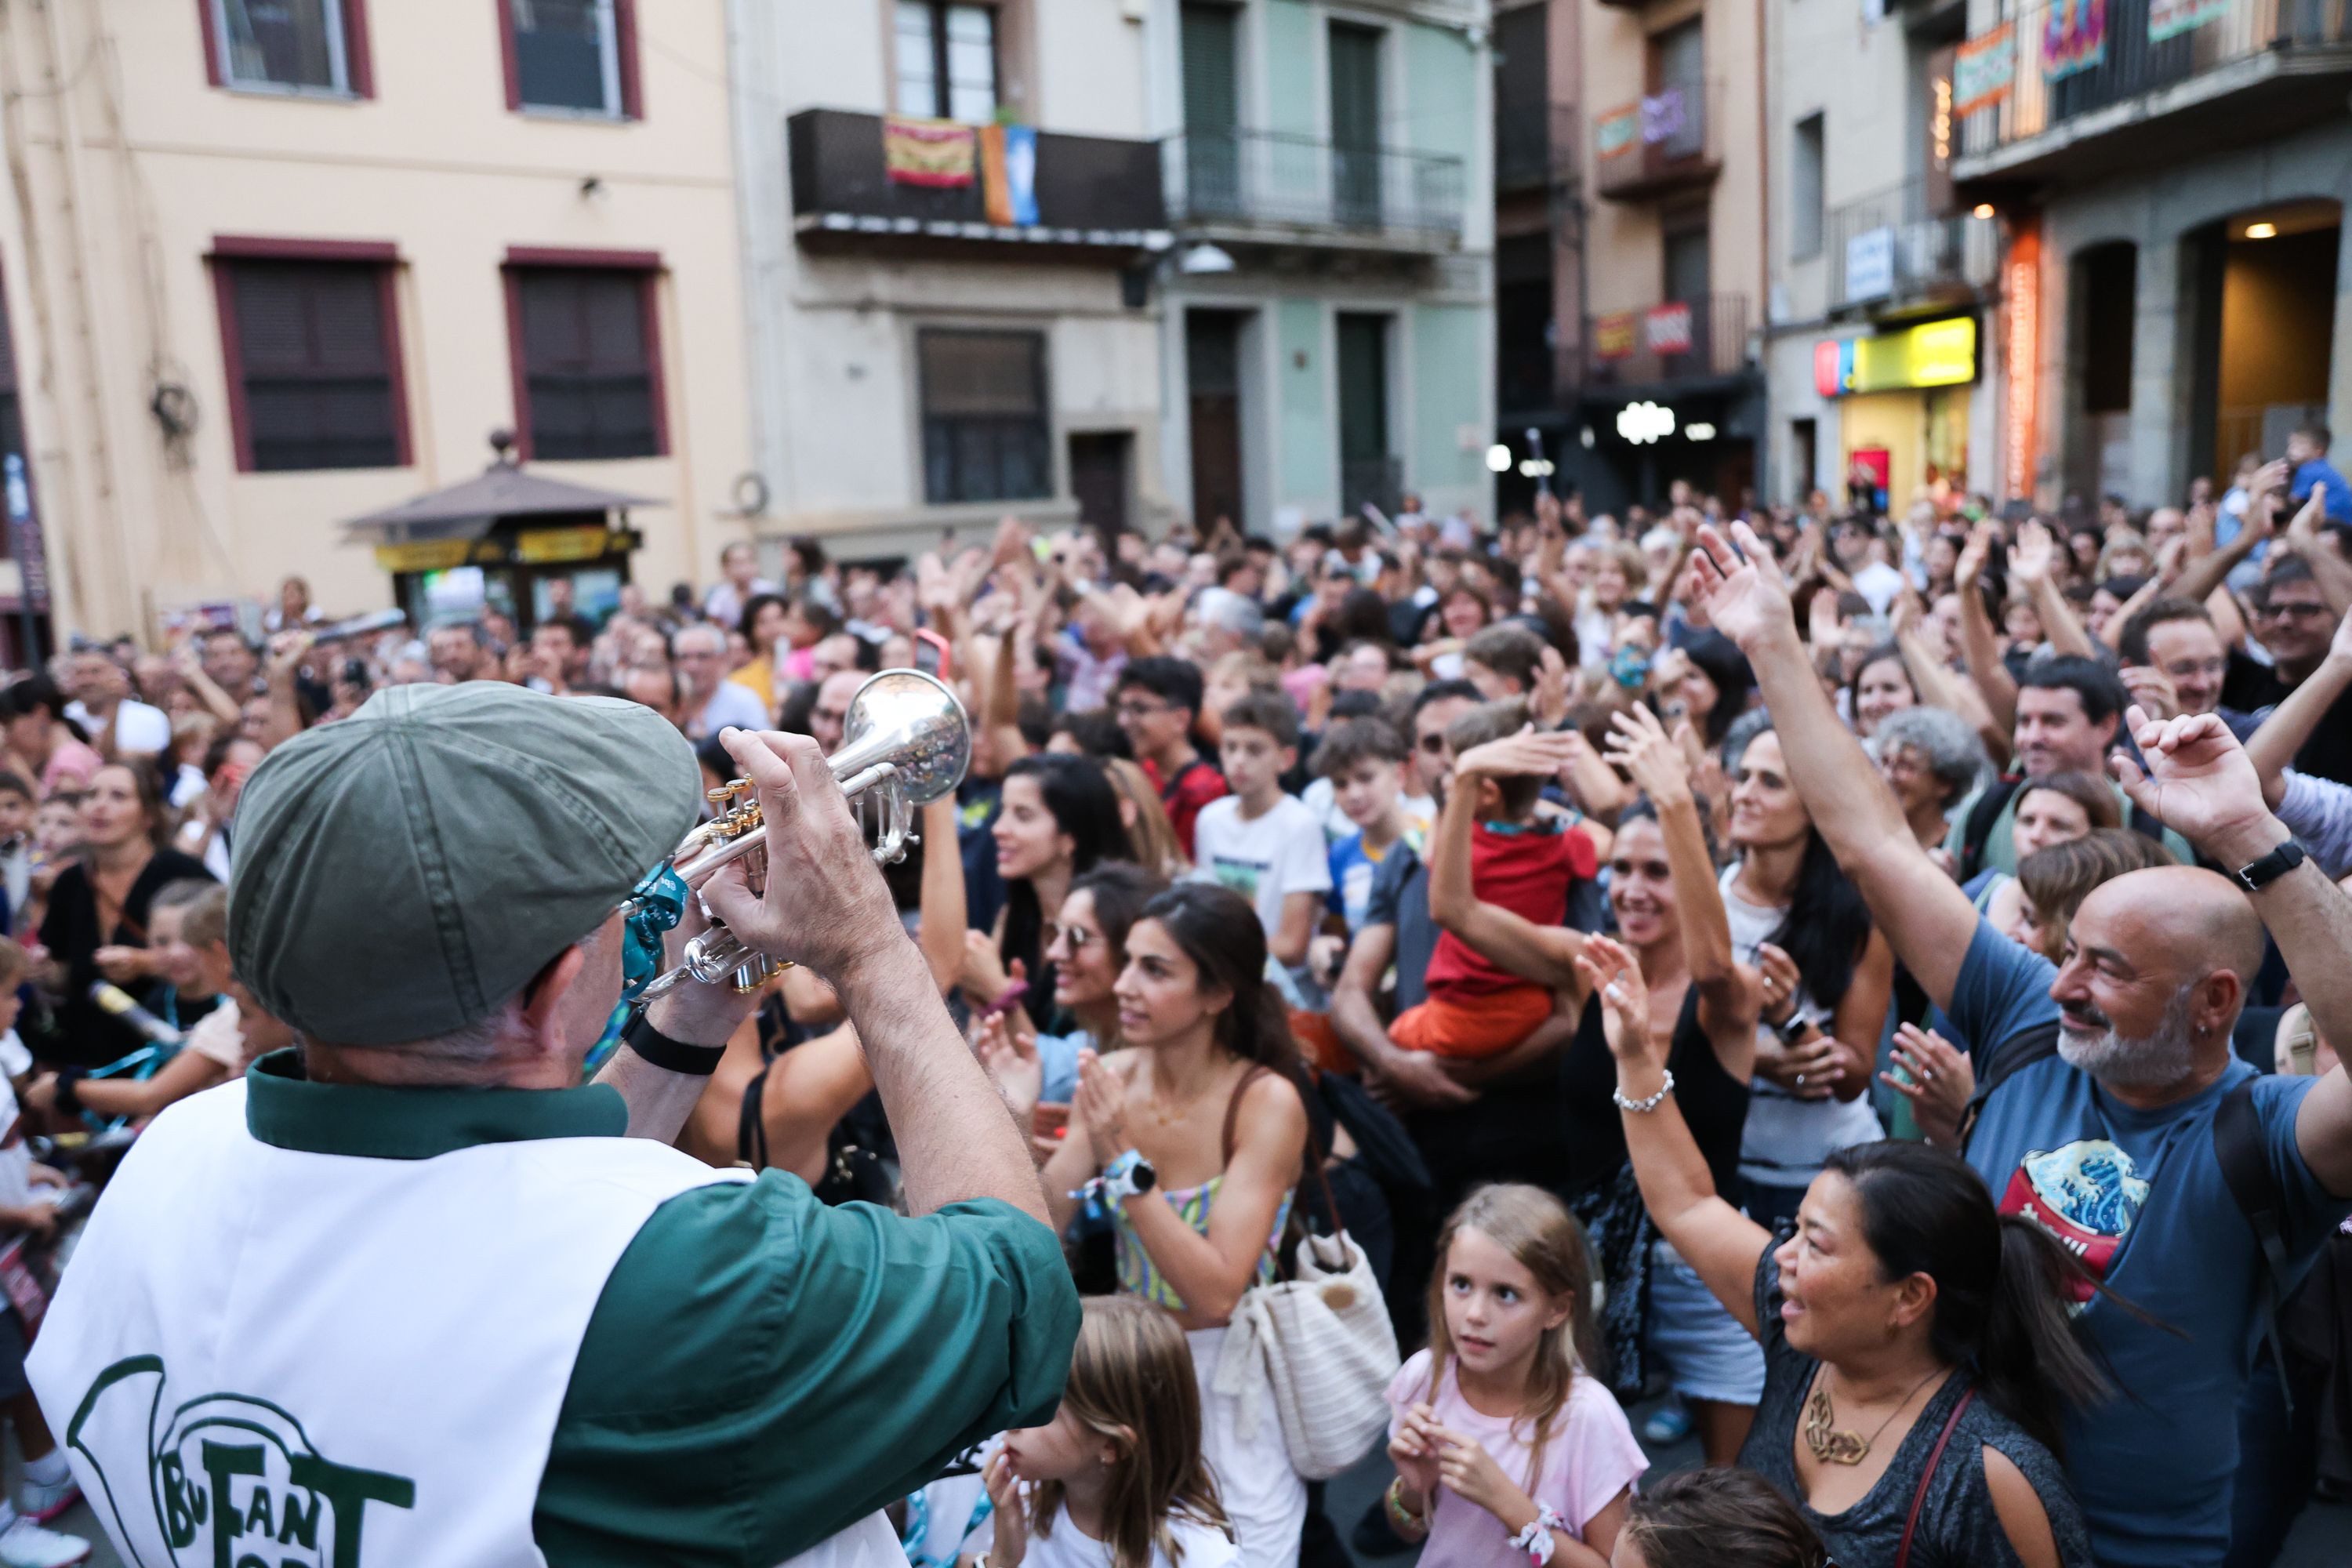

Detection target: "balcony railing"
[1955, 0, 2352, 172]
[1496, 102, 1581, 192]
[1592, 82, 1718, 202]
[1583, 294, 1751, 389]
[1161, 128, 1465, 249]
[1824, 180, 2000, 310]
[787, 109, 1169, 256]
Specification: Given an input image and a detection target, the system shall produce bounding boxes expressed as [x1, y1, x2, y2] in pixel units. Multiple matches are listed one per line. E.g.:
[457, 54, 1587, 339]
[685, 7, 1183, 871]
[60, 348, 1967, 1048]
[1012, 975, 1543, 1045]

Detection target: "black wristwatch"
[51, 1067, 85, 1116]
[2234, 840, 2307, 894]
[621, 1005, 729, 1077]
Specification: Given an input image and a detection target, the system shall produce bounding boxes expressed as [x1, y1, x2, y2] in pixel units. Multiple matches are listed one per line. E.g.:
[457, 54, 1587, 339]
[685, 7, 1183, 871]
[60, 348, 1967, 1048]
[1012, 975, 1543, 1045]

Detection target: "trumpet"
[634, 667, 972, 1000]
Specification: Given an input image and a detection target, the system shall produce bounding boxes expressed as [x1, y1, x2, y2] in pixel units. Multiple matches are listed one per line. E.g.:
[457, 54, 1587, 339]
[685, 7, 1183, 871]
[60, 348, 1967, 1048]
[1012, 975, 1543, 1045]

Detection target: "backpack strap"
[1958, 777, 2025, 883]
[1895, 1388, 1976, 1568]
[1160, 757, 1210, 805]
[2214, 1077, 2297, 1415]
[1955, 1021, 2061, 1155]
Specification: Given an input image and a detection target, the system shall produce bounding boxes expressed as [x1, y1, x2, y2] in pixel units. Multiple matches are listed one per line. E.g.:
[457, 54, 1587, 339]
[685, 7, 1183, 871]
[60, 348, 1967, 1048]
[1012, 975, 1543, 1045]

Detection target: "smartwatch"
[2234, 840, 2307, 894]
[1102, 1149, 1158, 1203]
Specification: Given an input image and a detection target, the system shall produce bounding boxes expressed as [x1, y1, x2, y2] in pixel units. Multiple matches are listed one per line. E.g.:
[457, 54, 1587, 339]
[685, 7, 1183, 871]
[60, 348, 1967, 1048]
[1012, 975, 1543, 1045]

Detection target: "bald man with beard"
[1685, 520, 2352, 1568]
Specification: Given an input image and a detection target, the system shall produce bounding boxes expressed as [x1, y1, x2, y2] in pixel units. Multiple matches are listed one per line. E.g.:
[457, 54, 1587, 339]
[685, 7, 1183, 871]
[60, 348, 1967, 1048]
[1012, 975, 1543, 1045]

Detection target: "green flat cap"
[228, 682, 700, 1046]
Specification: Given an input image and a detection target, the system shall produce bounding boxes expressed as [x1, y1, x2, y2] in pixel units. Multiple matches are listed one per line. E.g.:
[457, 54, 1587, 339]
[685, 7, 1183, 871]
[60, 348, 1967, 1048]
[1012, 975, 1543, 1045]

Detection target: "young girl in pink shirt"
[1384, 1185, 1647, 1568]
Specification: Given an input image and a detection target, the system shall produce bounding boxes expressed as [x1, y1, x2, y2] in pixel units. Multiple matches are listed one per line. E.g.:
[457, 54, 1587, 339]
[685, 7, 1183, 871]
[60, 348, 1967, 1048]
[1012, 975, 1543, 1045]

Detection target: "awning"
[340, 454, 662, 546]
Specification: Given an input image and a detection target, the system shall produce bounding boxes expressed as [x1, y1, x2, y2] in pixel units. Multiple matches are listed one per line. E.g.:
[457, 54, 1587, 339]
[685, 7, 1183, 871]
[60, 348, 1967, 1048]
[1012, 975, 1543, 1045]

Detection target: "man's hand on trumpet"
[698, 728, 910, 986]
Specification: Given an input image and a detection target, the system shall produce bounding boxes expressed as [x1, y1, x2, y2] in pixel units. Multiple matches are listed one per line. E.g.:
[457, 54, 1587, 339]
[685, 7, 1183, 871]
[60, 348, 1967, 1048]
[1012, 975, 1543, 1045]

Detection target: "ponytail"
[1978, 1215, 2111, 1455]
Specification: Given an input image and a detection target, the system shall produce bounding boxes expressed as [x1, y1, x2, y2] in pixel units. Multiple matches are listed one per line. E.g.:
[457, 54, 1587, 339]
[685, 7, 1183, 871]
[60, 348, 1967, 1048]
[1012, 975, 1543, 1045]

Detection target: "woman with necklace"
[1041, 883, 1312, 1568]
[1582, 936, 2100, 1568]
[38, 760, 212, 1066]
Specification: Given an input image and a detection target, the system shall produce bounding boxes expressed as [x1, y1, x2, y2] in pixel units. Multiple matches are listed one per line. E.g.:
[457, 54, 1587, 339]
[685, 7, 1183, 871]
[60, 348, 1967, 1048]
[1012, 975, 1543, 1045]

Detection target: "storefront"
[1815, 316, 1979, 512]
[341, 444, 655, 632]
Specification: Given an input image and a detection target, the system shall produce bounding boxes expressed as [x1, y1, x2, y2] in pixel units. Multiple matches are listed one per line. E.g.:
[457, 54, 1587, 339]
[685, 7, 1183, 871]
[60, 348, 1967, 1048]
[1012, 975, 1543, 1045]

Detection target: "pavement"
[21, 1394, 2352, 1566]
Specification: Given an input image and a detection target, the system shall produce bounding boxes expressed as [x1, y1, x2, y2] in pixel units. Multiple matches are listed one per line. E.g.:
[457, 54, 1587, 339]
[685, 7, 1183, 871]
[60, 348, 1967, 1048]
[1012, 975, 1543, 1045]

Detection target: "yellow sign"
[516, 524, 617, 564]
[1849, 317, 1977, 394]
[373, 540, 477, 573]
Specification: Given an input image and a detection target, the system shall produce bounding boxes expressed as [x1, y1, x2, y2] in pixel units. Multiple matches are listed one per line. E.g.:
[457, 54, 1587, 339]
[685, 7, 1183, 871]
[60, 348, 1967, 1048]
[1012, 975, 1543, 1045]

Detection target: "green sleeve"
[534, 1172, 1079, 1568]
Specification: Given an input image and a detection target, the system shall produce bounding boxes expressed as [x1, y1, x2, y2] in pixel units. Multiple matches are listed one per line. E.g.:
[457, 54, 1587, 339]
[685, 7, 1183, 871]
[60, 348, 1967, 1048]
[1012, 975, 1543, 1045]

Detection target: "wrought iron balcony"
[1824, 180, 2000, 312]
[1591, 82, 1718, 202]
[1953, 0, 2352, 188]
[1582, 294, 1752, 390]
[786, 109, 1169, 260]
[1160, 127, 1465, 252]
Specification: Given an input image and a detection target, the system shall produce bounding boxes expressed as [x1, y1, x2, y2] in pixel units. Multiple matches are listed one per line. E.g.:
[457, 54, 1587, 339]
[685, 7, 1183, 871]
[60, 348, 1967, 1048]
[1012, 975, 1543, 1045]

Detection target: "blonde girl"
[978, 1296, 1237, 1568]
[1385, 1185, 1646, 1568]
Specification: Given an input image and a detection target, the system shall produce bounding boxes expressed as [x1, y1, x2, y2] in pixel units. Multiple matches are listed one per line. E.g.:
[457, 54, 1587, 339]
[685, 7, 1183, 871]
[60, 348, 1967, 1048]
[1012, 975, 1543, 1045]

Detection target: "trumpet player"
[27, 681, 1076, 1568]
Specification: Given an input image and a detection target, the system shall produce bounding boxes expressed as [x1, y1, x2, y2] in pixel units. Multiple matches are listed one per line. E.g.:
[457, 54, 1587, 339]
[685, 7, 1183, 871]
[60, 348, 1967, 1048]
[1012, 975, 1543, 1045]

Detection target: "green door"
[1336, 312, 1395, 517]
[1329, 22, 1382, 228]
[1181, 2, 1242, 215]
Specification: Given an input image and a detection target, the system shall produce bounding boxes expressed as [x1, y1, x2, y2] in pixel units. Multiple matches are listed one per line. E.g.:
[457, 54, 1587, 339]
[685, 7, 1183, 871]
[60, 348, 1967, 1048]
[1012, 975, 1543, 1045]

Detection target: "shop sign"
[2005, 218, 2042, 501]
[1813, 317, 1978, 397]
[2148, 0, 2227, 41]
[1639, 89, 1686, 146]
[1595, 105, 1640, 161]
[1954, 25, 2016, 117]
[373, 539, 481, 574]
[1644, 303, 1693, 355]
[516, 524, 618, 564]
[2043, 0, 2106, 81]
[1593, 311, 1639, 361]
[1926, 47, 1957, 217]
[1846, 227, 1896, 302]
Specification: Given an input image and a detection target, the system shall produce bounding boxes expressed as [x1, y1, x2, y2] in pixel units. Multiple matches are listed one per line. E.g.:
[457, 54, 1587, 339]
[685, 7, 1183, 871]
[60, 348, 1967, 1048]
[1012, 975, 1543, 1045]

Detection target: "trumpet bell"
[834, 667, 971, 807]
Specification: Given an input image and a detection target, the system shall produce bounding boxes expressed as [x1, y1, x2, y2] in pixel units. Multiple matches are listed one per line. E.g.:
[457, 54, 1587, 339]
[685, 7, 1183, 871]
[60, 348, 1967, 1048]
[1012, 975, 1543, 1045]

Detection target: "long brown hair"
[1421, 1185, 1603, 1491]
[1621, 1469, 1830, 1568]
[1029, 1296, 1230, 1568]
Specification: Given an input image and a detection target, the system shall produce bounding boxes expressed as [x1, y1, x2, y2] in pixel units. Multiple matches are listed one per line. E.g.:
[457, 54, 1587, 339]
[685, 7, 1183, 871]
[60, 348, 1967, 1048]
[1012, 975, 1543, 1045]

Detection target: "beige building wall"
[1575, 0, 1765, 325]
[0, 0, 751, 641]
[731, 0, 1172, 560]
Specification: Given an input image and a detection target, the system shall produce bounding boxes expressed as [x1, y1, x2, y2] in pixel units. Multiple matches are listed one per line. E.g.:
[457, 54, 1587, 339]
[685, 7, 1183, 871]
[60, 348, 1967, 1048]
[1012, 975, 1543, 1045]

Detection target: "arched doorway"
[2184, 200, 2341, 484]
[2065, 240, 2136, 505]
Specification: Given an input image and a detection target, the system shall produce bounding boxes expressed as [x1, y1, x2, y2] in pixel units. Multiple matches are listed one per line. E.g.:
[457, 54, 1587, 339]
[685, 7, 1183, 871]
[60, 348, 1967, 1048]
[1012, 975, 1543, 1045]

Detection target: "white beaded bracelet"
[1612, 1068, 1676, 1114]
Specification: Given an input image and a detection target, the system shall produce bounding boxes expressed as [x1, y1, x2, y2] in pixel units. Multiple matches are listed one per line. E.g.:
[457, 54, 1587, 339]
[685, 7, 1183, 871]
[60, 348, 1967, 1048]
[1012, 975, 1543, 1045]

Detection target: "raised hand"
[1681, 521, 1795, 653]
[2007, 520, 2056, 587]
[1882, 1024, 1974, 1149]
[975, 1007, 1042, 1122]
[1453, 724, 1584, 784]
[983, 1446, 1029, 1568]
[2110, 705, 2285, 867]
[1954, 520, 1998, 589]
[1573, 934, 1658, 1069]
[1604, 704, 1692, 809]
[2118, 663, 2180, 722]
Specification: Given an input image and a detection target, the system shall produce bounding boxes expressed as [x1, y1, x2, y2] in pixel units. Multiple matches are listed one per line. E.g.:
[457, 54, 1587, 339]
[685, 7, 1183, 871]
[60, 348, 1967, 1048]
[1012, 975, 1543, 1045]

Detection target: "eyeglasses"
[1116, 700, 1171, 720]
[2256, 601, 2332, 622]
[1417, 733, 1449, 755]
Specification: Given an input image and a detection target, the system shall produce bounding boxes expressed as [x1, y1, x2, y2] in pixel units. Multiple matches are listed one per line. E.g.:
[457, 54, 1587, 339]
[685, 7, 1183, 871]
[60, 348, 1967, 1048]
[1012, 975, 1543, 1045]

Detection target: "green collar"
[244, 1048, 628, 1160]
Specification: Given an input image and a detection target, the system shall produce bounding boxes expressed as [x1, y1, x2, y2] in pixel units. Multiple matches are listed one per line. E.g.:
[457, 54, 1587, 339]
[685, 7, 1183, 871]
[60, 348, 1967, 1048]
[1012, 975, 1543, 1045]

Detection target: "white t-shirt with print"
[1189, 794, 1332, 942]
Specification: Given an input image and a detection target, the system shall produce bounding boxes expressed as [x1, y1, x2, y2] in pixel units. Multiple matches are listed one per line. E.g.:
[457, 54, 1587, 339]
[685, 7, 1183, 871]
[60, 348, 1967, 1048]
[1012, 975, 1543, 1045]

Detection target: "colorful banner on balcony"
[981, 122, 1040, 225]
[2042, 0, 2107, 81]
[2148, 0, 2227, 42]
[883, 115, 977, 187]
[1954, 24, 2016, 117]
[1645, 303, 1694, 356]
[1640, 89, 1687, 146]
[1593, 311, 1639, 361]
[1595, 105, 1640, 161]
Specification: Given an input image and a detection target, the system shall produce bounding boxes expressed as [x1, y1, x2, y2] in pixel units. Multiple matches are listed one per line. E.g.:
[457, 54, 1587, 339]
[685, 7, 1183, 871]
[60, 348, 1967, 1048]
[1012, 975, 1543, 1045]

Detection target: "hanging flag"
[1954, 24, 2016, 117]
[1593, 312, 1638, 361]
[982, 123, 1040, 226]
[1595, 105, 1640, 161]
[2042, 0, 2106, 80]
[884, 115, 977, 187]
[1645, 303, 1694, 356]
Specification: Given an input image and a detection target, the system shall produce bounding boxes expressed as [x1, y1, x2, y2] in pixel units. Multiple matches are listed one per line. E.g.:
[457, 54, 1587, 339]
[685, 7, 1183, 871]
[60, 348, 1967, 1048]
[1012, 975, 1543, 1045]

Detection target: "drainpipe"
[1754, 0, 1772, 508]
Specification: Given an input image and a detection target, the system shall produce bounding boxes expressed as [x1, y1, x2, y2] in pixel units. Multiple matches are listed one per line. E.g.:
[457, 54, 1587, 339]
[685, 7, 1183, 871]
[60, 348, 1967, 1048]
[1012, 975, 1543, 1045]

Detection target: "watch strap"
[621, 1006, 728, 1077]
[2234, 840, 2307, 893]
[52, 1067, 85, 1117]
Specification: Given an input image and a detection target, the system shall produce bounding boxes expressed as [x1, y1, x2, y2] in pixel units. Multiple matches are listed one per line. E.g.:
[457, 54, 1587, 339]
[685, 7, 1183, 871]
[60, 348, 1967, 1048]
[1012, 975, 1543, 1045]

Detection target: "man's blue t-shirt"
[2291, 456, 2352, 524]
[1945, 918, 2348, 1568]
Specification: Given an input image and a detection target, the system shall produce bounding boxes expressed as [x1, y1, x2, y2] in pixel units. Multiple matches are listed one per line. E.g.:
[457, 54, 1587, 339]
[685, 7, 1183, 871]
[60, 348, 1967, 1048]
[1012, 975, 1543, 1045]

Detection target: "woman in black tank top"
[1431, 713, 1760, 1460]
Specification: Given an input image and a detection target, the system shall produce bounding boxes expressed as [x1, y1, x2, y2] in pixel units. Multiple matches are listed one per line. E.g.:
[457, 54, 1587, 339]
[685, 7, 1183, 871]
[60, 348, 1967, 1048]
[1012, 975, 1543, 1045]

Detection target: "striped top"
[1113, 1175, 1294, 1312]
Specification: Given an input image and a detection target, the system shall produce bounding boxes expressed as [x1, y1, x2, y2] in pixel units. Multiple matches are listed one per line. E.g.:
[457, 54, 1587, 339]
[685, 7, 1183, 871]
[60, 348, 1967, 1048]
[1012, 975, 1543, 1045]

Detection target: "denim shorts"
[1642, 1237, 1766, 1405]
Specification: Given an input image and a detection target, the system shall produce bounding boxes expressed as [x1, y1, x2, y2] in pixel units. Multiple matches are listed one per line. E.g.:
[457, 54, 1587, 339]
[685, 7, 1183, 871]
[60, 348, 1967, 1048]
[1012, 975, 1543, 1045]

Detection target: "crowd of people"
[5, 426, 2352, 1568]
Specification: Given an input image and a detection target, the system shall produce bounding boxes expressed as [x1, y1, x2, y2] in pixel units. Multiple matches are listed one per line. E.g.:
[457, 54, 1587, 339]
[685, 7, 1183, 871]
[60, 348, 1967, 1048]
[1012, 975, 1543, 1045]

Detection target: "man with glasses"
[2242, 555, 2352, 785]
[673, 623, 771, 739]
[1112, 657, 1225, 860]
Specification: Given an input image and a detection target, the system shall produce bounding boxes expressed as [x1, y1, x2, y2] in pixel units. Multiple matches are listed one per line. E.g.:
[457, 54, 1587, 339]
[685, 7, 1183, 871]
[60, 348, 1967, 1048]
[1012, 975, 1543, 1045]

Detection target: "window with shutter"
[895, 2, 998, 121]
[917, 330, 1050, 504]
[512, 267, 662, 461]
[220, 260, 403, 472]
[211, 0, 356, 94]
